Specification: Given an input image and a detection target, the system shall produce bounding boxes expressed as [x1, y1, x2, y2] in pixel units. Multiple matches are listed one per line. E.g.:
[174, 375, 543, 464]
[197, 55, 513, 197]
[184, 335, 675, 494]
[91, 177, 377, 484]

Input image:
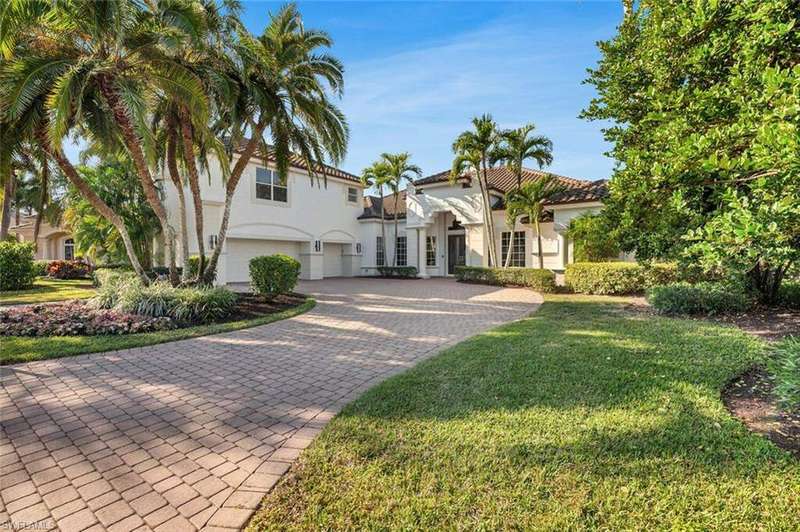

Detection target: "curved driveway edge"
[0, 279, 541, 531]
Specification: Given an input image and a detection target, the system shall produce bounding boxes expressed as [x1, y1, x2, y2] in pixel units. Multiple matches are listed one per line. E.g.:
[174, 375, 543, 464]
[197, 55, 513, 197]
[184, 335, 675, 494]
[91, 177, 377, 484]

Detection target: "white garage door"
[226, 239, 301, 283]
[323, 243, 343, 278]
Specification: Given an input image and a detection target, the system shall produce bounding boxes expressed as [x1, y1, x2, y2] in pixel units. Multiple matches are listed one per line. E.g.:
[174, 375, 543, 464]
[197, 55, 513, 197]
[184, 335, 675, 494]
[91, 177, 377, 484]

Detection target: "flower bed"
[0, 301, 174, 337]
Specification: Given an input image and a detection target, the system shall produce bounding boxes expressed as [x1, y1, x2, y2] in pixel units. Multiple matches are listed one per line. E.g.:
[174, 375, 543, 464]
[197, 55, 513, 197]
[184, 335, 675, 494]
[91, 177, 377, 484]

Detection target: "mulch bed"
[723, 366, 800, 458]
[226, 292, 307, 320]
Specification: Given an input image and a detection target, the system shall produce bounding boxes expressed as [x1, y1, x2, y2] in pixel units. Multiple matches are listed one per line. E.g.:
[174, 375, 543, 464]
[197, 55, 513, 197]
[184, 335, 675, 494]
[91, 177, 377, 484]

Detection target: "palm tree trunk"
[32, 158, 48, 253]
[166, 124, 191, 282]
[474, 167, 496, 267]
[481, 159, 498, 267]
[97, 74, 178, 285]
[393, 192, 399, 266]
[535, 219, 544, 269]
[504, 217, 514, 268]
[47, 145, 149, 283]
[179, 107, 206, 280]
[203, 119, 268, 285]
[380, 202, 387, 268]
[1, 170, 14, 240]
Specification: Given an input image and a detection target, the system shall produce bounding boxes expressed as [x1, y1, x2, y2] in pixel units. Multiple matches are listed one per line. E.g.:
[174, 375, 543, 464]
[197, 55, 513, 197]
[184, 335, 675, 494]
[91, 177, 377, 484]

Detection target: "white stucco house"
[9, 213, 76, 261]
[163, 145, 608, 285]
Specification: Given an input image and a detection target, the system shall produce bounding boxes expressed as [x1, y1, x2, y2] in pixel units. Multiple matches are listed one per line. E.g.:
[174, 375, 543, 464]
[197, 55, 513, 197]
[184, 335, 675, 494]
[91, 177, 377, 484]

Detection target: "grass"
[0, 278, 96, 305]
[1, 298, 315, 365]
[248, 294, 799, 530]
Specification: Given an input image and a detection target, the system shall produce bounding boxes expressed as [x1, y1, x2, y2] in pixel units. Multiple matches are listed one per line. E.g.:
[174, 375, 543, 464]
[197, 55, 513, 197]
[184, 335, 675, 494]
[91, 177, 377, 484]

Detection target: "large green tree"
[583, 0, 799, 302]
[504, 176, 565, 270]
[376, 153, 421, 266]
[64, 159, 160, 268]
[492, 123, 553, 190]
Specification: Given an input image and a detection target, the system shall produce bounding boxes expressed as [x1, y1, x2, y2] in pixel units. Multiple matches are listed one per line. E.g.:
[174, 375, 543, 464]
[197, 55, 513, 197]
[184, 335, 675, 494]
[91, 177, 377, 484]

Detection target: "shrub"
[0, 241, 37, 291]
[455, 266, 556, 293]
[564, 262, 683, 295]
[95, 280, 237, 323]
[646, 282, 752, 316]
[249, 254, 301, 298]
[33, 260, 49, 277]
[377, 266, 418, 278]
[46, 259, 92, 279]
[187, 256, 216, 282]
[778, 280, 800, 310]
[566, 212, 620, 262]
[92, 269, 137, 289]
[768, 337, 800, 410]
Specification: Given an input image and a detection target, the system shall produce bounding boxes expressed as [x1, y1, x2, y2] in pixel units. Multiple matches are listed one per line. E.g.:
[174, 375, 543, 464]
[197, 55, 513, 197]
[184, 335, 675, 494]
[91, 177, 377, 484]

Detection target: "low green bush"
[768, 337, 800, 410]
[646, 282, 752, 316]
[250, 254, 301, 298]
[778, 280, 800, 309]
[93, 279, 237, 323]
[565, 262, 682, 295]
[186, 255, 216, 282]
[377, 266, 418, 278]
[455, 266, 556, 293]
[0, 241, 37, 291]
[33, 260, 49, 277]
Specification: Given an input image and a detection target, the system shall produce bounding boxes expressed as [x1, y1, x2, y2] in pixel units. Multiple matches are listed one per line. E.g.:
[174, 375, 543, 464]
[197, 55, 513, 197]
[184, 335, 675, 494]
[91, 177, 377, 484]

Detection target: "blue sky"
[243, 1, 623, 181]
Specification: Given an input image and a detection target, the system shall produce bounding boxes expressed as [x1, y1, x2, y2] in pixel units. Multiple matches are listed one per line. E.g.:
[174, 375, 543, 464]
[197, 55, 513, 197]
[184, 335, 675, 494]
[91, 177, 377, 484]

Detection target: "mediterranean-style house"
[163, 146, 607, 285]
[8, 213, 76, 261]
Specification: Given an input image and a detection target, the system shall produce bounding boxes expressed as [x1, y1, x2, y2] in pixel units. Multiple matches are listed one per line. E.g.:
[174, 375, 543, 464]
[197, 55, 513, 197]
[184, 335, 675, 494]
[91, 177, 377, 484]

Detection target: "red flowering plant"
[46, 260, 93, 279]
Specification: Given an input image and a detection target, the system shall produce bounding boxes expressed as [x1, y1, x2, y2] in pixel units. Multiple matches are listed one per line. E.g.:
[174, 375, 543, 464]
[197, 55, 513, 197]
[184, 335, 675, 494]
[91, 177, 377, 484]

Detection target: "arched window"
[64, 238, 74, 260]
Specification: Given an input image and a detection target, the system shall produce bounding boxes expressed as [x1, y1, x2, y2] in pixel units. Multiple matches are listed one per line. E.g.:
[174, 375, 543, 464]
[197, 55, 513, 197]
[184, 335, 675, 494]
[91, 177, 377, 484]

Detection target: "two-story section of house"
[163, 141, 366, 285]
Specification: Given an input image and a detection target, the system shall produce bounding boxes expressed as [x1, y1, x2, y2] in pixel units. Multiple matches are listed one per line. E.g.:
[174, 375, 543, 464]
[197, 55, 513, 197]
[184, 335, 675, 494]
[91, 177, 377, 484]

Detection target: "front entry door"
[448, 234, 466, 274]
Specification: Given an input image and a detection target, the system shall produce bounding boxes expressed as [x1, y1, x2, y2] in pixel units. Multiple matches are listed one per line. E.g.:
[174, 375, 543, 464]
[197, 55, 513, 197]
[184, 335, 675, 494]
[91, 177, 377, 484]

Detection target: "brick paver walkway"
[1, 279, 541, 531]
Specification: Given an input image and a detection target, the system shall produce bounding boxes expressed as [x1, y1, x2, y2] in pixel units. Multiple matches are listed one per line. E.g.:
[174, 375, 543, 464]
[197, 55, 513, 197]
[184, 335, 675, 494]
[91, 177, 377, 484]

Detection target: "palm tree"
[1, 0, 213, 284]
[492, 123, 553, 190]
[504, 175, 566, 269]
[360, 160, 391, 267]
[378, 153, 421, 266]
[452, 115, 500, 267]
[202, 3, 348, 284]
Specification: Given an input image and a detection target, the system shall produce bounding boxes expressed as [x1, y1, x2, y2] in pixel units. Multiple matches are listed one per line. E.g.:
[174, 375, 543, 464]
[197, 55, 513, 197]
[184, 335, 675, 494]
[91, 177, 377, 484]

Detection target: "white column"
[417, 226, 429, 278]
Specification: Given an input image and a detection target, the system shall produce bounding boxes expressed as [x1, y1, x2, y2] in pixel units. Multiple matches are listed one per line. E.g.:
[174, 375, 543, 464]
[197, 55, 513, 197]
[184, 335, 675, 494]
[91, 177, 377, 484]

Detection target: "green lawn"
[0, 278, 96, 305]
[249, 294, 799, 530]
[1, 299, 315, 365]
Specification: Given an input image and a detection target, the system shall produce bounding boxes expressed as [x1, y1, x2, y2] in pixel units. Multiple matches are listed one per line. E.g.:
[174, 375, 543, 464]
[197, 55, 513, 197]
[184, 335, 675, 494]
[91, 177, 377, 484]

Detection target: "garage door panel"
[226, 239, 301, 283]
[323, 243, 343, 278]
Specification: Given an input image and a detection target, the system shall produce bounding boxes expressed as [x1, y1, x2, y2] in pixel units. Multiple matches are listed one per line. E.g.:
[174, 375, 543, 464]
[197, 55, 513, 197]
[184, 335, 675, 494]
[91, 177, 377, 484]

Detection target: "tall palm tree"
[360, 160, 391, 266]
[1, 0, 212, 284]
[452, 115, 500, 266]
[504, 175, 566, 269]
[202, 3, 348, 284]
[378, 153, 421, 266]
[492, 123, 553, 190]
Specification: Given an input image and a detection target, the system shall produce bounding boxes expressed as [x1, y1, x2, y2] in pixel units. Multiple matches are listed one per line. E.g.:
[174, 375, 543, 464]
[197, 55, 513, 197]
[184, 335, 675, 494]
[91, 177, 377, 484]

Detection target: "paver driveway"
[1, 278, 541, 531]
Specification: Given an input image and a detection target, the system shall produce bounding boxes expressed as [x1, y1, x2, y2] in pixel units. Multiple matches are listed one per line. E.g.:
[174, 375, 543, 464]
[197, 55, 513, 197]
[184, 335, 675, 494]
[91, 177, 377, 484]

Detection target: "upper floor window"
[426, 236, 437, 266]
[256, 167, 287, 202]
[347, 186, 359, 204]
[396, 236, 407, 266]
[501, 231, 525, 267]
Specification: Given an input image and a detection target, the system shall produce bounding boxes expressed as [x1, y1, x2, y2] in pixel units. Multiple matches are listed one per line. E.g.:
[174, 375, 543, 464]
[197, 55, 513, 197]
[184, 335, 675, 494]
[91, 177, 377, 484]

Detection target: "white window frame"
[376, 236, 385, 266]
[501, 231, 525, 267]
[64, 238, 74, 260]
[396, 236, 407, 266]
[254, 167, 288, 204]
[426, 236, 437, 267]
[347, 186, 359, 204]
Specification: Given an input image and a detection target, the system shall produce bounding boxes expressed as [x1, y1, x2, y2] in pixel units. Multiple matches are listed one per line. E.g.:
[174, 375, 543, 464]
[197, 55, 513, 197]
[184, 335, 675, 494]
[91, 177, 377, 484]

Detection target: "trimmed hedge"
[565, 262, 681, 295]
[46, 259, 92, 279]
[646, 282, 752, 316]
[378, 266, 418, 278]
[0, 241, 37, 291]
[250, 254, 301, 298]
[455, 266, 556, 293]
[33, 260, 49, 277]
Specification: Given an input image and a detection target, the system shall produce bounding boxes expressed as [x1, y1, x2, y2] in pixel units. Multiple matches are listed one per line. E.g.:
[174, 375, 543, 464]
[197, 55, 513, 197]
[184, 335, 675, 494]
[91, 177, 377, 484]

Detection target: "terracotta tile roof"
[358, 191, 407, 220]
[228, 138, 360, 183]
[414, 167, 608, 206]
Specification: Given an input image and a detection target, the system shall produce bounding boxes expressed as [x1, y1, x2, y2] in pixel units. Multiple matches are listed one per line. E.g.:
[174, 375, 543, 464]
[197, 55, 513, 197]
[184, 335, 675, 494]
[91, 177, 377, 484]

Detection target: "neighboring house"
[8, 213, 75, 261]
[163, 147, 607, 285]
